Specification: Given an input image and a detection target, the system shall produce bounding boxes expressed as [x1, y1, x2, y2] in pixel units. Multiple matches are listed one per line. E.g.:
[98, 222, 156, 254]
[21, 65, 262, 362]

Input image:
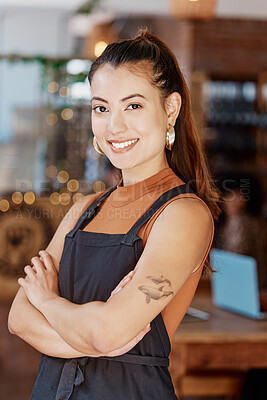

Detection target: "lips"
[108, 138, 139, 153]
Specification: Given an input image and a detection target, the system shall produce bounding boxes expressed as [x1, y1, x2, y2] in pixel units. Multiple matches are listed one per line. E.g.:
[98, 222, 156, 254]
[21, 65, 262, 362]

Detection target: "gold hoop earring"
[166, 126, 175, 151]
[93, 135, 105, 155]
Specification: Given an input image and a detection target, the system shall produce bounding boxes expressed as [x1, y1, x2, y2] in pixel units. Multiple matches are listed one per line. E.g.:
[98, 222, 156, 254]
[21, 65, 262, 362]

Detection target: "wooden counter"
[169, 292, 267, 398]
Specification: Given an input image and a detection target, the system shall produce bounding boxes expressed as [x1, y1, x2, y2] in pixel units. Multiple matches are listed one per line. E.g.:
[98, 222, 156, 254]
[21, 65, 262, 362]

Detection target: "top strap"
[121, 183, 196, 245]
[67, 185, 117, 237]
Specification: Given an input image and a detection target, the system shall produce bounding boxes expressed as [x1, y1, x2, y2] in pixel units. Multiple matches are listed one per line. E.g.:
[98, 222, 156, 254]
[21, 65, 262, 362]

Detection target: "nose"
[107, 110, 127, 135]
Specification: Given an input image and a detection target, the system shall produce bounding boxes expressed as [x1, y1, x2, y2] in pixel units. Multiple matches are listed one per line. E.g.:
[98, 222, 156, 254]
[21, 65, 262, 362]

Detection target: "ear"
[165, 92, 182, 127]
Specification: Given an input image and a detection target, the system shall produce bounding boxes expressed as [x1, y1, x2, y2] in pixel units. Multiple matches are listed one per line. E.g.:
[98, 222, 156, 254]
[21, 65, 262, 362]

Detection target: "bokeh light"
[12, 192, 23, 204]
[0, 199, 10, 212]
[46, 165, 58, 179]
[50, 192, 60, 205]
[73, 193, 84, 203]
[57, 171, 69, 184]
[60, 193, 71, 205]
[24, 191, 35, 205]
[70, 81, 91, 100]
[94, 41, 108, 57]
[67, 59, 91, 75]
[61, 108, 73, 121]
[46, 113, 58, 126]
[59, 86, 70, 98]
[47, 81, 59, 93]
[67, 179, 79, 192]
[93, 180, 105, 193]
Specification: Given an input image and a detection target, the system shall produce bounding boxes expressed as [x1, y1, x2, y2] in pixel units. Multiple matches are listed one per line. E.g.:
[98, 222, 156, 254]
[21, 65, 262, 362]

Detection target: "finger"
[120, 270, 135, 285]
[120, 276, 132, 287]
[110, 286, 122, 298]
[110, 276, 132, 297]
[124, 270, 135, 280]
[108, 271, 135, 300]
[18, 277, 26, 288]
[135, 324, 151, 341]
[117, 270, 135, 288]
[119, 272, 135, 288]
[24, 264, 36, 278]
[143, 323, 151, 334]
[39, 250, 56, 272]
[31, 256, 45, 274]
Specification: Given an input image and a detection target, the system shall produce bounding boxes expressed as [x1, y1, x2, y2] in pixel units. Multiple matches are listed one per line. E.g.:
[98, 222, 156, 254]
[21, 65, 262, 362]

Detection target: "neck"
[121, 159, 170, 187]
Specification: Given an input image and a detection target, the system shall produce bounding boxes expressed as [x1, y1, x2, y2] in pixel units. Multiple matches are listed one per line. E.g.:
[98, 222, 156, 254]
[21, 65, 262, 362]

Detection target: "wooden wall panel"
[193, 19, 267, 77]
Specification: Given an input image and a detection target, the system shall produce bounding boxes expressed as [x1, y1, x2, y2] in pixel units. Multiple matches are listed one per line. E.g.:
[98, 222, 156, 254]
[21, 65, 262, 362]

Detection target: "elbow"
[81, 302, 122, 355]
[7, 306, 23, 336]
[90, 322, 114, 355]
[89, 317, 118, 355]
[7, 312, 18, 335]
[92, 340, 112, 356]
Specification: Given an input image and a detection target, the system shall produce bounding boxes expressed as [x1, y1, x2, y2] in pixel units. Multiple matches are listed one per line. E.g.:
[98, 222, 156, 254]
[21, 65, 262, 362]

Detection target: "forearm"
[39, 296, 106, 355]
[8, 288, 94, 358]
[18, 251, 151, 356]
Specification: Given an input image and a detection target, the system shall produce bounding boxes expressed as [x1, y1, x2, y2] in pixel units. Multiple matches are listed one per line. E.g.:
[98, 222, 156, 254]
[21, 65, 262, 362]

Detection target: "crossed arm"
[8, 195, 213, 357]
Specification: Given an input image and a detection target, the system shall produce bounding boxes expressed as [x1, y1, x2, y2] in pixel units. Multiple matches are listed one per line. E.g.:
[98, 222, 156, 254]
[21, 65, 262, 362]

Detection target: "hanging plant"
[76, 0, 102, 14]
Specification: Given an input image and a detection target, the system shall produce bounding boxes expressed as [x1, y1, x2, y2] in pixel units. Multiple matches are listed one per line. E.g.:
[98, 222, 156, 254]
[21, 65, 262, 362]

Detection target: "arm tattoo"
[138, 275, 174, 304]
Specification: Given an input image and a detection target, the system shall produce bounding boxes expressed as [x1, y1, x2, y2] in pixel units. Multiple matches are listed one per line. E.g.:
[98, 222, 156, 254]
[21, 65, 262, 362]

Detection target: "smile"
[108, 138, 139, 153]
[110, 139, 138, 149]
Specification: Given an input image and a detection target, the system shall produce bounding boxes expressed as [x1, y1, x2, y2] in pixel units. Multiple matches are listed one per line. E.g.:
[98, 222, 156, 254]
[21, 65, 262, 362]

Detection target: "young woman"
[8, 30, 221, 399]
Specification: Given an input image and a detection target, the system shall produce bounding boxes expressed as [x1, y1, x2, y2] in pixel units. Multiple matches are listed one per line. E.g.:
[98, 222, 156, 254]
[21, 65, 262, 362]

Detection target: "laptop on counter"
[210, 248, 267, 320]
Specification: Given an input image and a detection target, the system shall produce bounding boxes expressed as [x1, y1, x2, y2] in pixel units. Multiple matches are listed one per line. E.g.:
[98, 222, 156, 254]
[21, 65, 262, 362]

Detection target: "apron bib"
[31, 183, 195, 400]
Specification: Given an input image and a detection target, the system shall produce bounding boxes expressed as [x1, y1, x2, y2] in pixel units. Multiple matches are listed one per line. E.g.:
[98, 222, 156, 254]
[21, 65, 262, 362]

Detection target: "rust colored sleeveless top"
[83, 167, 214, 338]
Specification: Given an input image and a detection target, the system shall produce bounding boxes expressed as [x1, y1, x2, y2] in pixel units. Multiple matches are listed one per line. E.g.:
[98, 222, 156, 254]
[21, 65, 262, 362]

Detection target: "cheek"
[144, 130, 166, 152]
[132, 109, 165, 134]
[92, 117, 105, 136]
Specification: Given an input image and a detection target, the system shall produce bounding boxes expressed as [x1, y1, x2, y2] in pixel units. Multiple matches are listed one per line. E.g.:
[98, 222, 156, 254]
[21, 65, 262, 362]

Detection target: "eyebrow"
[91, 93, 147, 103]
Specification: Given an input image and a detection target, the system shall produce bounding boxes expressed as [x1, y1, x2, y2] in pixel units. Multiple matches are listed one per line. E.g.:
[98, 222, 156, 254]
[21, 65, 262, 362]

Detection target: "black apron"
[31, 183, 194, 400]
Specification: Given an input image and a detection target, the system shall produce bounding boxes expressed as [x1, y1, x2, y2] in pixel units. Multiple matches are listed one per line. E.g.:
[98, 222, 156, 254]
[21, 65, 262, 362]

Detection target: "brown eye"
[93, 106, 108, 113]
[127, 104, 141, 110]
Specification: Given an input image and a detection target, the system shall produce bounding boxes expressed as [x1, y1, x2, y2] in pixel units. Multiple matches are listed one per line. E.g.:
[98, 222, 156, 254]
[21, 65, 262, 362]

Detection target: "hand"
[18, 250, 59, 310]
[109, 270, 135, 297]
[105, 270, 151, 357]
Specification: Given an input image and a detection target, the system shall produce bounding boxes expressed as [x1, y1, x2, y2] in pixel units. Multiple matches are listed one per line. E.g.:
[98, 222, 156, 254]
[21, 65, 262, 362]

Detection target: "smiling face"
[90, 63, 175, 177]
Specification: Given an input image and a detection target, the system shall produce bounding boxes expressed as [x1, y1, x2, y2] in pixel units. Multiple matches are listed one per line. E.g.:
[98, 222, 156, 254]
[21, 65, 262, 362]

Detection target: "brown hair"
[88, 28, 222, 273]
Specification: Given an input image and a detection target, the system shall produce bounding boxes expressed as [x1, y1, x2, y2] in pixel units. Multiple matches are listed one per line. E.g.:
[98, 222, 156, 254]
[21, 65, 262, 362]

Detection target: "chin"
[108, 158, 139, 171]
[111, 162, 135, 171]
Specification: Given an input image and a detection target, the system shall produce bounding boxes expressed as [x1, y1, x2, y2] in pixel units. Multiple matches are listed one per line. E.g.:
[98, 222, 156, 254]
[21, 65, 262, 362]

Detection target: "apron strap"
[67, 185, 117, 238]
[55, 351, 169, 400]
[56, 357, 88, 400]
[99, 353, 169, 367]
[121, 183, 196, 245]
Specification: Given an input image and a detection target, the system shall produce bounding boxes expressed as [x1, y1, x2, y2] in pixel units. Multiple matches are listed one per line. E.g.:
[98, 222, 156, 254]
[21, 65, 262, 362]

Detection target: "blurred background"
[0, 0, 267, 399]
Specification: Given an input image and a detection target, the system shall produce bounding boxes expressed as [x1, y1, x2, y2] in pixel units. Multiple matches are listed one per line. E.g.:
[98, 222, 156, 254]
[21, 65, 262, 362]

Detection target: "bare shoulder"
[45, 192, 100, 271]
[152, 195, 213, 232]
[162, 196, 213, 228]
[143, 196, 214, 275]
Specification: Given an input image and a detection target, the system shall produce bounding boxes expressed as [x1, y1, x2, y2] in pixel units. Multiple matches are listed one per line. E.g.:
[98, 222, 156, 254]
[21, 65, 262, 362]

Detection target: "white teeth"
[111, 139, 138, 149]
